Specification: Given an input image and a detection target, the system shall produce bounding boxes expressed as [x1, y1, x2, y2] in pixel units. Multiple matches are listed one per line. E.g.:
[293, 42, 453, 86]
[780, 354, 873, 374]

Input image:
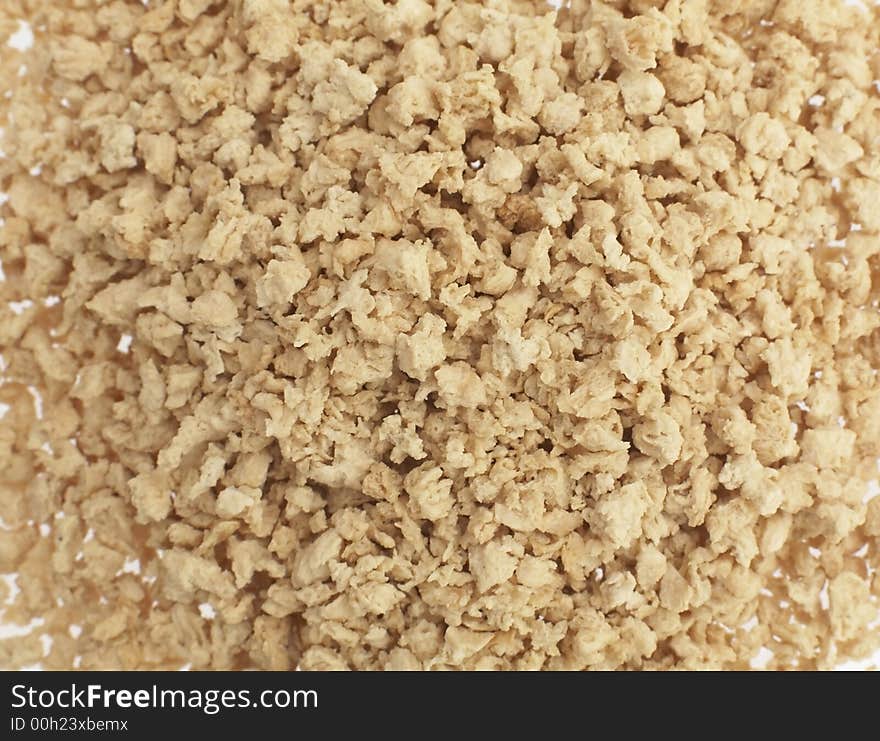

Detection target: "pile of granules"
[1, 0, 879, 671]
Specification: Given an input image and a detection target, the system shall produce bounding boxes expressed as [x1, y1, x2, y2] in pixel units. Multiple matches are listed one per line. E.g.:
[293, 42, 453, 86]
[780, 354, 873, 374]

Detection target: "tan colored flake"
[618, 70, 666, 116]
[468, 538, 524, 594]
[434, 362, 487, 409]
[256, 257, 311, 308]
[405, 464, 455, 521]
[397, 313, 447, 381]
[589, 482, 649, 550]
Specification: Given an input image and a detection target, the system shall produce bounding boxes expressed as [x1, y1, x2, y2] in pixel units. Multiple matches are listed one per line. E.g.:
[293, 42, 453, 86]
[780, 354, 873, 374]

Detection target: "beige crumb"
[0, 0, 879, 673]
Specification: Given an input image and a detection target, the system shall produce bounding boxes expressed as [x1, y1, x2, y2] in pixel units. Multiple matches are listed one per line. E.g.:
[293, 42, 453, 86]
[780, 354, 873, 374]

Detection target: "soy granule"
[1, 0, 880, 671]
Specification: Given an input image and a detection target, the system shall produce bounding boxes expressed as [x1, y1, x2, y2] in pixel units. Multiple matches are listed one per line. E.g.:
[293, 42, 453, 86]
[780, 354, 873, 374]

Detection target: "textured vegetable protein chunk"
[1, 0, 880, 671]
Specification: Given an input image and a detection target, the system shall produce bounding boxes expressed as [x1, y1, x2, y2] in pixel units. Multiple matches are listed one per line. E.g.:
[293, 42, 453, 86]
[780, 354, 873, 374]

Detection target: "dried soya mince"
[1, 0, 879, 671]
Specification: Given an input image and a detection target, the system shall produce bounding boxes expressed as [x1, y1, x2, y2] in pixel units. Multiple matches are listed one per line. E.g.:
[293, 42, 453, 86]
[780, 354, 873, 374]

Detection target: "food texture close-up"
[1, 0, 880, 671]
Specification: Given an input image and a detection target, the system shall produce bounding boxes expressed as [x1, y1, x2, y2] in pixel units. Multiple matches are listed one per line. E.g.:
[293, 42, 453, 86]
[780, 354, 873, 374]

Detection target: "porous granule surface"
[1, 0, 880, 671]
